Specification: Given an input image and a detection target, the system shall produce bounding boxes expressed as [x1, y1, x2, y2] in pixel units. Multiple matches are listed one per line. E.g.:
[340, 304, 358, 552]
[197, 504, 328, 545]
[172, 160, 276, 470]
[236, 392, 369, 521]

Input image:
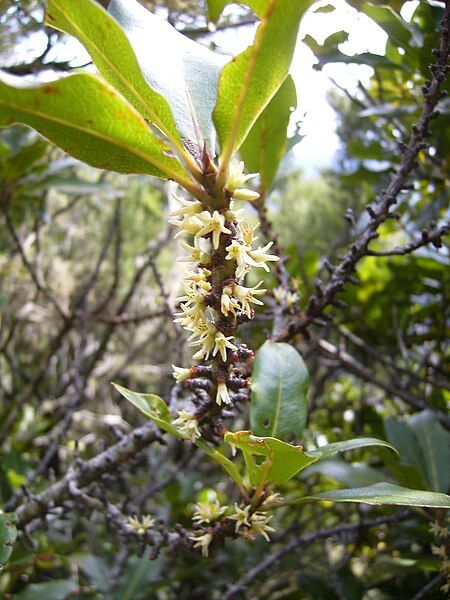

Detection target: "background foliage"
[0, 0, 449, 598]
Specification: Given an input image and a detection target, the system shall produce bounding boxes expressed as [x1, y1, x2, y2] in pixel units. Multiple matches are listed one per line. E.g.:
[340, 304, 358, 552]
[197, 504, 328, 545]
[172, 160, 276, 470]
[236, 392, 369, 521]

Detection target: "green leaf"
[314, 4, 335, 13]
[214, 0, 313, 174]
[0, 511, 17, 568]
[16, 580, 78, 600]
[46, 0, 188, 161]
[71, 554, 109, 593]
[207, 0, 230, 22]
[408, 410, 450, 493]
[307, 437, 398, 459]
[207, 0, 269, 22]
[0, 71, 193, 188]
[196, 440, 245, 489]
[304, 482, 450, 508]
[224, 431, 318, 485]
[108, 0, 227, 154]
[112, 383, 183, 439]
[362, 3, 423, 49]
[1, 140, 48, 182]
[384, 416, 427, 474]
[250, 340, 309, 439]
[302, 458, 394, 488]
[240, 76, 296, 195]
[303, 34, 401, 70]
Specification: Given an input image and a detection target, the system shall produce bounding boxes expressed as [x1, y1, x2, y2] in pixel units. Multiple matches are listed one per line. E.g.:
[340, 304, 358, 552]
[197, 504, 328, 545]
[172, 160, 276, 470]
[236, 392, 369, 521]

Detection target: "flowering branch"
[169, 160, 279, 443]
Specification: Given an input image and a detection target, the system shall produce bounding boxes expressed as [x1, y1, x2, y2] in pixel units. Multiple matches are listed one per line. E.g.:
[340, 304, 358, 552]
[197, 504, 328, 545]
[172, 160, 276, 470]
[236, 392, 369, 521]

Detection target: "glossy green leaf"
[196, 440, 245, 488]
[304, 482, 450, 508]
[240, 76, 296, 195]
[307, 437, 398, 459]
[112, 383, 183, 439]
[214, 0, 313, 172]
[302, 458, 394, 488]
[0, 72, 192, 186]
[384, 417, 427, 474]
[408, 410, 450, 493]
[0, 511, 17, 567]
[109, 0, 227, 154]
[224, 431, 318, 485]
[207, 0, 268, 22]
[250, 340, 309, 439]
[46, 0, 186, 158]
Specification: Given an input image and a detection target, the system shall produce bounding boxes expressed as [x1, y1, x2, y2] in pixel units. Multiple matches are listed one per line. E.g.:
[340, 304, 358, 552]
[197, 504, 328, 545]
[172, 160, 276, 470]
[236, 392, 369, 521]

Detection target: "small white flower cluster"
[430, 520, 450, 595]
[126, 514, 155, 535]
[273, 286, 299, 309]
[173, 409, 201, 441]
[189, 492, 227, 557]
[189, 492, 282, 556]
[192, 493, 227, 525]
[189, 530, 213, 557]
[170, 162, 279, 407]
[229, 502, 276, 542]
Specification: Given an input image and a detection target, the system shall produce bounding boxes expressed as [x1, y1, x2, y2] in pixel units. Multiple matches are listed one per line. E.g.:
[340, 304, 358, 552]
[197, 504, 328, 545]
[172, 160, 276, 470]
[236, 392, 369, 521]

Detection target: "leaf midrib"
[270, 348, 283, 437]
[0, 96, 188, 185]
[49, 0, 183, 153]
[218, 0, 277, 174]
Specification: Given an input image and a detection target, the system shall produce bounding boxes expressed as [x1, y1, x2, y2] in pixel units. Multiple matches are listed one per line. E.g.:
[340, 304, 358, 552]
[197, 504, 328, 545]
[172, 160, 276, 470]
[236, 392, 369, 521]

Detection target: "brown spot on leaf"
[43, 85, 59, 95]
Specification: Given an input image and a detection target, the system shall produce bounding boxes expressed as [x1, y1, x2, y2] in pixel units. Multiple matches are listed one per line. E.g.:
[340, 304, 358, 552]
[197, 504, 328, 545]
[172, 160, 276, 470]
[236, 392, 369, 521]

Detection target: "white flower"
[250, 512, 275, 542]
[233, 282, 266, 318]
[190, 322, 219, 360]
[173, 410, 201, 441]
[184, 268, 212, 292]
[273, 287, 286, 303]
[127, 514, 155, 534]
[174, 303, 205, 330]
[172, 365, 191, 382]
[212, 331, 237, 362]
[260, 492, 283, 510]
[169, 214, 204, 236]
[191, 327, 236, 362]
[220, 285, 240, 317]
[192, 496, 227, 525]
[195, 210, 231, 250]
[248, 242, 279, 272]
[226, 161, 258, 193]
[178, 238, 212, 264]
[216, 381, 231, 406]
[225, 239, 259, 279]
[229, 503, 251, 532]
[237, 221, 259, 245]
[285, 291, 299, 308]
[169, 195, 203, 218]
[189, 531, 213, 557]
[232, 188, 260, 202]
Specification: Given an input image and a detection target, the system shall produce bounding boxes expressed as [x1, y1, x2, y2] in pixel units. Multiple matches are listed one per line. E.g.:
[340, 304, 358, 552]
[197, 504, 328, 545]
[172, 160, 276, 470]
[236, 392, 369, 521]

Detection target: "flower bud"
[232, 188, 260, 202]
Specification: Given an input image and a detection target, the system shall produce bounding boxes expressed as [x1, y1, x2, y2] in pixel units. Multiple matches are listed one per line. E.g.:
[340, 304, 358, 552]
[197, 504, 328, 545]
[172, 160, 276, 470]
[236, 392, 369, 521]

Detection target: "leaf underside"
[109, 0, 227, 155]
[46, 0, 183, 153]
[0, 71, 188, 182]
